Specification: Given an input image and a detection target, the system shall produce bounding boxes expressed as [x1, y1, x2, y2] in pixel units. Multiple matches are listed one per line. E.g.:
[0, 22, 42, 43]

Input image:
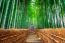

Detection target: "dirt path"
[26, 33, 43, 43]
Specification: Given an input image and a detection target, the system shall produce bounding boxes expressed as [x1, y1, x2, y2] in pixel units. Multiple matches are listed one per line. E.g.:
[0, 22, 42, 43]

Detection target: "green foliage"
[0, 0, 65, 29]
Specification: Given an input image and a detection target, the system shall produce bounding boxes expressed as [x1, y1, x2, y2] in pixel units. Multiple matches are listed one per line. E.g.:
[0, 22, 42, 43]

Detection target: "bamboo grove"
[0, 0, 65, 29]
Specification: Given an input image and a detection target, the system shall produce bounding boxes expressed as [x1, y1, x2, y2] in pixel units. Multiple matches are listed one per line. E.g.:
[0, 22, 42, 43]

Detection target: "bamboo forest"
[1, 0, 65, 43]
[0, 0, 65, 29]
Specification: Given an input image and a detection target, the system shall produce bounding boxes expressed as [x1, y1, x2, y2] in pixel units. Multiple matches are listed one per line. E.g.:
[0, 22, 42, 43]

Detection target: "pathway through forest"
[26, 32, 44, 43]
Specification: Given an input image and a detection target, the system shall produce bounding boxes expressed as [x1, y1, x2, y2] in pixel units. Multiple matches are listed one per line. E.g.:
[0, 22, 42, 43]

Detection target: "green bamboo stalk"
[0, 0, 5, 27]
[8, 0, 15, 28]
[1, 0, 10, 28]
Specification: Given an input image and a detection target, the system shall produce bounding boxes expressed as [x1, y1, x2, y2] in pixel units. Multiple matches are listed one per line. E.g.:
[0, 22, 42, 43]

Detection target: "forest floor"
[0, 28, 65, 43]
